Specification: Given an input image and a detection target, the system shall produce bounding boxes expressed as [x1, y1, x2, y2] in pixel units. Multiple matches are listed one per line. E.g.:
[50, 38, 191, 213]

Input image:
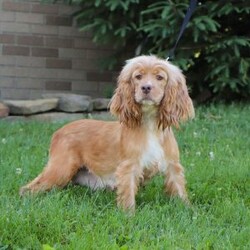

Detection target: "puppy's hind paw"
[19, 186, 31, 197]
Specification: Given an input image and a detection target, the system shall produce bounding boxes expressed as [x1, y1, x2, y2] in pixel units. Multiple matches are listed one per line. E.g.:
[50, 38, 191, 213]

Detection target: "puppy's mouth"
[141, 98, 155, 105]
[136, 96, 159, 106]
[135, 91, 163, 106]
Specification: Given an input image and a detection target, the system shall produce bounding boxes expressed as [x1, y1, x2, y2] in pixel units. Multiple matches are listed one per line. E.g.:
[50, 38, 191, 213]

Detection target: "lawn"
[0, 104, 249, 250]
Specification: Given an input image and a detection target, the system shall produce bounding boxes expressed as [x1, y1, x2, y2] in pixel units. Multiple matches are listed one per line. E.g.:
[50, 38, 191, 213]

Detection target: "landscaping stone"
[0, 102, 9, 118]
[42, 93, 93, 112]
[2, 113, 85, 123]
[2, 111, 115, 123]
[27, 112, 86, 122]
[92, 98, 110, 111]
[3, 99, 58, 115]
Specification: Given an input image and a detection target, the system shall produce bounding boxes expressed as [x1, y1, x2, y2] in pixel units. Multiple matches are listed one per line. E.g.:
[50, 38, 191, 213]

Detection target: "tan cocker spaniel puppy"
[20, 55, 194, 211]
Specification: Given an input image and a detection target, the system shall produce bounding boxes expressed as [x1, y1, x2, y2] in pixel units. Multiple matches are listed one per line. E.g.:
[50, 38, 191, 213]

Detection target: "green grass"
[0, 104, 249, 250]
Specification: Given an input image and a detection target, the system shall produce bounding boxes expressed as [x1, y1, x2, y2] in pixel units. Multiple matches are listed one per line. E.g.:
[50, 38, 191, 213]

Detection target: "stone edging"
[0, 93, 112, 122]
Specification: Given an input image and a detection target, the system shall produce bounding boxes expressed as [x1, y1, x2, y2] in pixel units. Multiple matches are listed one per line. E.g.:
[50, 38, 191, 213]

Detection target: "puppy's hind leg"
[20, 153, 81, 195]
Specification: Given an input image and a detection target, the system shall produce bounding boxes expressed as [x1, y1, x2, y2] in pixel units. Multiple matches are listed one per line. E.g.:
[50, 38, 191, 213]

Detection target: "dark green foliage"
[58, 0, 250, 101]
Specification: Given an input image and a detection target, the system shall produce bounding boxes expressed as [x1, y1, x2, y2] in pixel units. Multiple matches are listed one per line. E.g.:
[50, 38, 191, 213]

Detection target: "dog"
[20, 55, 194, 211]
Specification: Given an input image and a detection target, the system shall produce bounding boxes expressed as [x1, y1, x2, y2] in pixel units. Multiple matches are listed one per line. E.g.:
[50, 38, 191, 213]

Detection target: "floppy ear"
[109, 62, 142, 128]
[158, 61, 195, 129]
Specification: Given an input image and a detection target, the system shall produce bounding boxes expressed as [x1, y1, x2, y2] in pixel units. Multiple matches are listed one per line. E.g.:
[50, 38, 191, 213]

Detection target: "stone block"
[3, 98, 58, 115]
[92, 98, 110, 111]
[0, 102, 9, 118]
[2, 45, 30, 56]
[27, 112, 86, 123]
[42, 93, 93, 113]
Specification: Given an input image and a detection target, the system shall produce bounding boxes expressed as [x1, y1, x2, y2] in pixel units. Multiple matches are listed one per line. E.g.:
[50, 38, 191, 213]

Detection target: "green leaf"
[60, 0, 250, 100]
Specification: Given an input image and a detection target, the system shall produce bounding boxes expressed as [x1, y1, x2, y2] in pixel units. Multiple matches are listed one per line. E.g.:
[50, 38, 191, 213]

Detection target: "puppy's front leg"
[115, 161, 142, 212]
[165, 161, 189, 204]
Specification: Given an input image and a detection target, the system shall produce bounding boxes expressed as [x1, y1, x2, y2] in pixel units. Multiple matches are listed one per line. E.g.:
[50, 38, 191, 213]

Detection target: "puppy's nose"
[141, 85, 152, 94]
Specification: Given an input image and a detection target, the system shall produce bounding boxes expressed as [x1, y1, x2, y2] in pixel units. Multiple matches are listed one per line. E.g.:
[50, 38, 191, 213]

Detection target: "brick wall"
[0, 0, 117, 100]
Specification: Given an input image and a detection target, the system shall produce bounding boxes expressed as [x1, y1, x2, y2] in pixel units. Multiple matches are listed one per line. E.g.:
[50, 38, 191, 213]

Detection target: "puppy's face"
[110, 55, 194, 128]
[131, 64, 168, 106]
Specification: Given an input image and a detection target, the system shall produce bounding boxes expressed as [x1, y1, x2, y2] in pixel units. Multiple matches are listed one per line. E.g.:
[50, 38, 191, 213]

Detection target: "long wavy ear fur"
[109, 62, 142, 128]
[158, 61, 195, 129]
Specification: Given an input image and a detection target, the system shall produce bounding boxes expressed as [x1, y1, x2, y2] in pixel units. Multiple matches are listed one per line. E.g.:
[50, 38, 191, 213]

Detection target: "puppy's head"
[110, 55, 194, 129]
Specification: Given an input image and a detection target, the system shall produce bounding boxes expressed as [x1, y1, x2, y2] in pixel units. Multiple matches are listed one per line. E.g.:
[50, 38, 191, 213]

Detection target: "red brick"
[0, 88, 31, 99]
[3, 45, 30, 56]
[2, 1, 30, 12]
[31, 24, 58, 35]
[72, 81, 99, 91]
[45, 81, 72, 90]
[32, 3, 59, 14]
[0, 12, 15, 22]
[0, 34, 15, 44]
[59, 48, 86, 59]
[86, 49, 113, 59]
[46, 16, 72, 26]
[1, 22, 30, 33]
[0, 56, 16, 66]
[46, 58, 72, 69]
[87, 72, 113, 82]
[15, 13, 43, 24]
[45, 37, 73, 48]
[15, 57, 45, 68]
[72, 59, 97, 70]
[74, 38, 97, 49]
[17, 35, 43, 46]
[31, 47, 58, 58]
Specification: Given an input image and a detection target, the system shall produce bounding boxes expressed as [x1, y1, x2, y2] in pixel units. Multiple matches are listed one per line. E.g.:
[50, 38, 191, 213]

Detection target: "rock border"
[0, 93, 112, 122]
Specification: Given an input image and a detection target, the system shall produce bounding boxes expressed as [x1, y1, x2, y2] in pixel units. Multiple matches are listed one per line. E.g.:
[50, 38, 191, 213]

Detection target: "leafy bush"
[58, 0, 250, 101]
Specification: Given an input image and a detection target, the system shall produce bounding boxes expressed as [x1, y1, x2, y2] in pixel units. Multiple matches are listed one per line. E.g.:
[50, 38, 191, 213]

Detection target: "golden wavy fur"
[20, 55, 194, 211]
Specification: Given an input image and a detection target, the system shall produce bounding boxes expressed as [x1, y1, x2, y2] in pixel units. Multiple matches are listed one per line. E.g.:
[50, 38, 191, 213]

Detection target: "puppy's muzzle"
[141, 84, 152, 95]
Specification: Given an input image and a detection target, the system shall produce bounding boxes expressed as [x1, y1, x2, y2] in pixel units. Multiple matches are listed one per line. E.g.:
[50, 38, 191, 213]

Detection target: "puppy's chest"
[139, 131, 166, 171]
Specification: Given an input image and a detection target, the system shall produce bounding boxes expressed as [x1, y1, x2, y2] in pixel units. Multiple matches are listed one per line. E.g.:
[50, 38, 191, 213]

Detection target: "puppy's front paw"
[117, 194, 136, 213]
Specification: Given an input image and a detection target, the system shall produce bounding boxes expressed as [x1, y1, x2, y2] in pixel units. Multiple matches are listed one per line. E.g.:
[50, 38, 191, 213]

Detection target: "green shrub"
[57, 0, 250, 101]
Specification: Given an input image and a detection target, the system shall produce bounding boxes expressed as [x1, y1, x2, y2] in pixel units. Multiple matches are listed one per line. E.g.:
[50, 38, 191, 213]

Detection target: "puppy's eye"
[135, 74, 142, 80]
[156, 75, 164, 81]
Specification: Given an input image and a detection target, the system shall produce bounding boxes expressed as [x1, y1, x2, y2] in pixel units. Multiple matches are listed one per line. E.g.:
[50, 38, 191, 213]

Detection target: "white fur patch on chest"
[139, 131, 166, 172]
